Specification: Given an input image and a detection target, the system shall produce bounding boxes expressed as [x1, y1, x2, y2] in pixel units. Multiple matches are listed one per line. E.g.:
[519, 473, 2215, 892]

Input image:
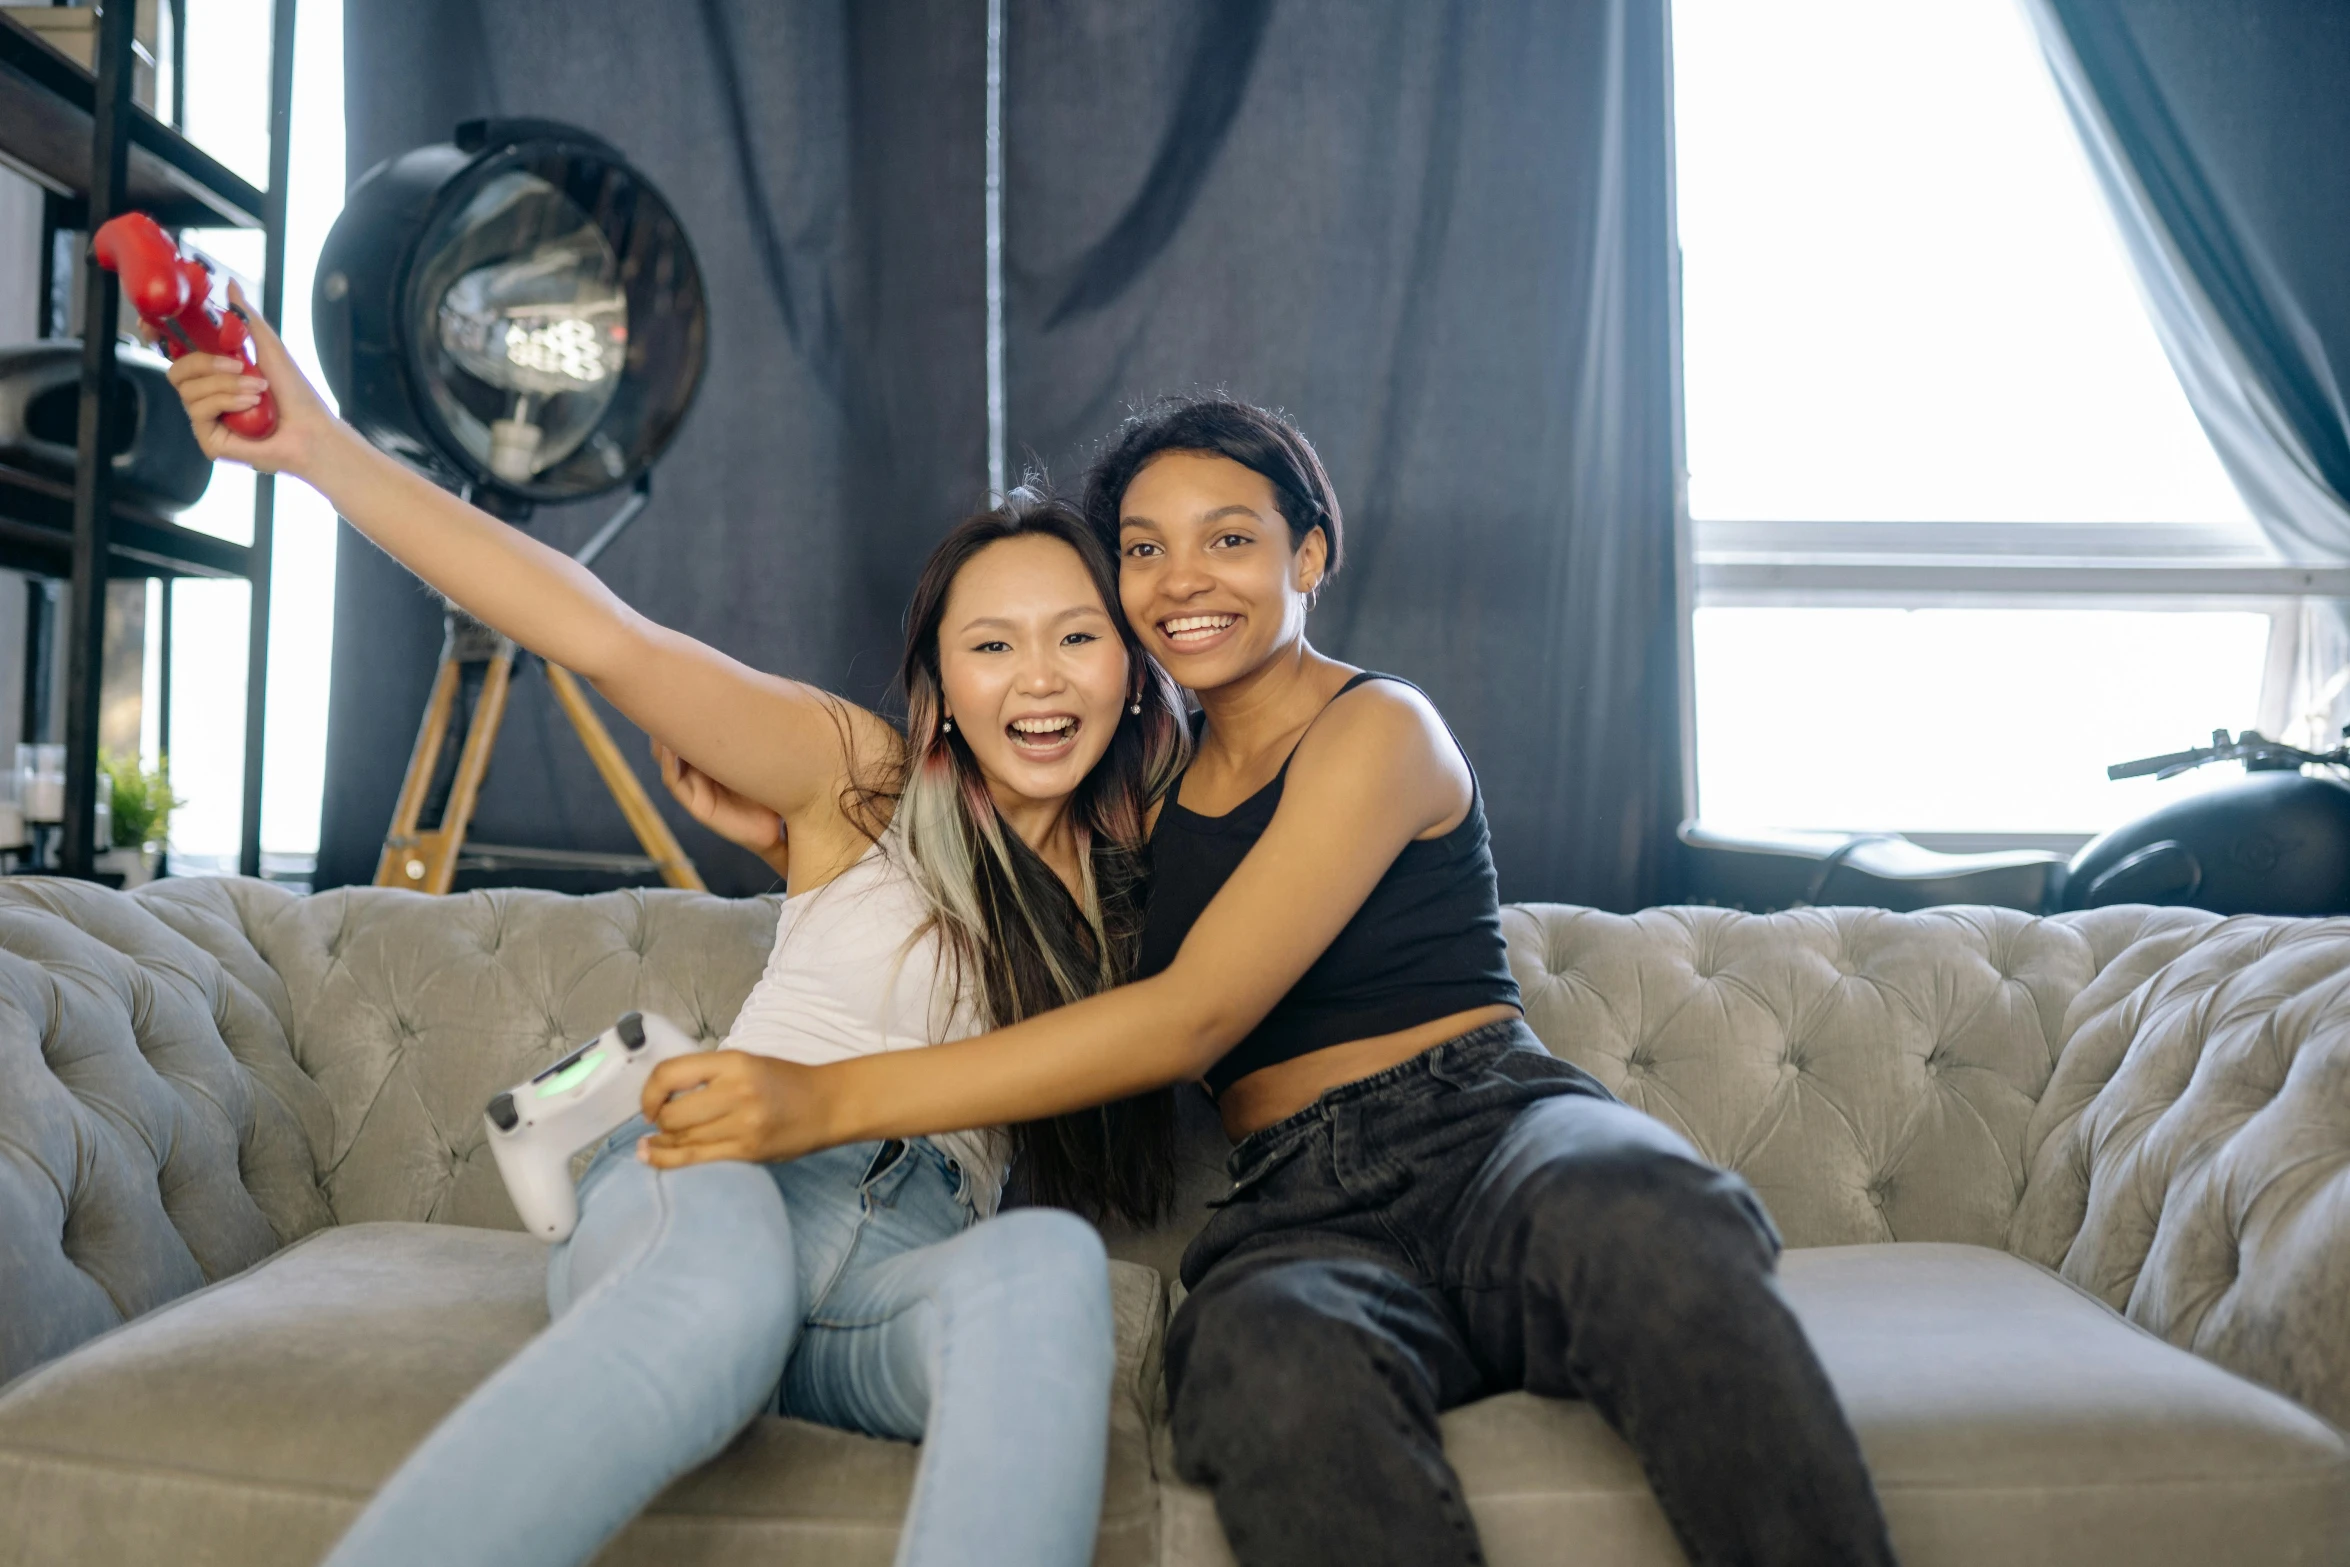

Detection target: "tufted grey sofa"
[0, 877, 2346, 1566]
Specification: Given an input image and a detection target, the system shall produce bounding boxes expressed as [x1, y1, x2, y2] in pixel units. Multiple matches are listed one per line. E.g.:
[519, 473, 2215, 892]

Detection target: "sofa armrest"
[0, 878, 335, 1386]
[2012, 914, 2350, 1430]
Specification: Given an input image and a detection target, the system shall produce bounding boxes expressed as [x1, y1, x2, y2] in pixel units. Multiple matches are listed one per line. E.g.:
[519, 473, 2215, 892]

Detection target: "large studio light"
[309, 119, 712, 898]
[313, 118, 706, 510]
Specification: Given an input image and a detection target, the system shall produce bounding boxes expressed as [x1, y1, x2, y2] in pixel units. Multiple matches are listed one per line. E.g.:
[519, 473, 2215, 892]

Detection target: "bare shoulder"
[1285, 677, 1471, 834]
[1297, 677, 1460, 769]
[829, 692, 910, 778]
[776, 698, 909, 893]
[759, 685, 903, 828]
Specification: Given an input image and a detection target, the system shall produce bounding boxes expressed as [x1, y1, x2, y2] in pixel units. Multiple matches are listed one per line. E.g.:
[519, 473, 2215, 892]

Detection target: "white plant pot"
[95, 847, 156, 889]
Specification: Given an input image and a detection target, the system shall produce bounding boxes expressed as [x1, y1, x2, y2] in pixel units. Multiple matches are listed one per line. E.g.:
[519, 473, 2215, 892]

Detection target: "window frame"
[1663, 0, 2336, 855]
[1683, 519, 2329, 852]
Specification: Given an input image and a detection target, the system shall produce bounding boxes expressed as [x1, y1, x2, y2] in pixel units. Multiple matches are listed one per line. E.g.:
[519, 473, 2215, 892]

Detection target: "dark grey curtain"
[2028, 0, 2350, 740]
[320, 0, 987, 894]
[325, 0, 1684, 911]
[1004, 0, 1683, 908]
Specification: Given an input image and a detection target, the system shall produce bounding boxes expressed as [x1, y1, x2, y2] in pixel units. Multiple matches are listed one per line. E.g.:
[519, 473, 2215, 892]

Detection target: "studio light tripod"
[375, 475, 703, 893]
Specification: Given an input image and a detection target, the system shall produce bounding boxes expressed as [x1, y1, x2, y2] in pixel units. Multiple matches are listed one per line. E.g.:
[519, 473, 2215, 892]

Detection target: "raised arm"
[640, 681, 1476, 1164]
[172, 287, 897, 845]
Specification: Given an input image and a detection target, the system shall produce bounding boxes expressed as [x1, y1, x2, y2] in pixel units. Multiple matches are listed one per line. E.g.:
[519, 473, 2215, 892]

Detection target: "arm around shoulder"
[642, 682, 1473, 1163]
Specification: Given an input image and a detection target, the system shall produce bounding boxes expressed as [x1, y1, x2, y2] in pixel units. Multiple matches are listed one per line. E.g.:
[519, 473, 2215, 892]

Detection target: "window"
[1673, 0, 2348, 846]
[149, 0, 342, 877]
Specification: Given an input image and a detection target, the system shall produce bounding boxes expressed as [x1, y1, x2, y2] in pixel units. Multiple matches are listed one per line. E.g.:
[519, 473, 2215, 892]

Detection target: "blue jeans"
[324, 1127, 1114, 1567]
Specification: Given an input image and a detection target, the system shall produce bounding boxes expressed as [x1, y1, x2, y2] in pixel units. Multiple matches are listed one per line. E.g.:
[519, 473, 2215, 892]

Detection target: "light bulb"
[436, 245, 626, 398]
[501, 316, 614, 384]
[417, 171, 630, 483]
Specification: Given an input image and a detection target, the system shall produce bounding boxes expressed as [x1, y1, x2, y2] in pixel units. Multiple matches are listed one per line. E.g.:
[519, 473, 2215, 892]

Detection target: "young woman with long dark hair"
[166, 297, 1186, 1567]
[635, 396, 1901, 1566]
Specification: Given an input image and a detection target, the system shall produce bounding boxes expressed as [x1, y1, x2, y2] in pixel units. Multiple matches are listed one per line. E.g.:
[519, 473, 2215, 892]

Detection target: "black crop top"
[1138, 673, 1522, 1096]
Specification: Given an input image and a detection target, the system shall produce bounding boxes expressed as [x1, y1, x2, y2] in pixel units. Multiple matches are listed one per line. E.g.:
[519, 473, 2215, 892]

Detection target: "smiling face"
[1115, 450, 1328, 692]
[935, 532, 1135, 814]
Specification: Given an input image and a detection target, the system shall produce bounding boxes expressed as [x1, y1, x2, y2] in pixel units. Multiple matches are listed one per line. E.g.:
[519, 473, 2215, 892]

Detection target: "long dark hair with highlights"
[849, 486, 1190, 1225]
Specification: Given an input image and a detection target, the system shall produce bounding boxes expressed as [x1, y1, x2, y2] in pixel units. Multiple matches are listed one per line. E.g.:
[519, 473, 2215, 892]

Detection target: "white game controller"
[485, 1010, 699, 1241]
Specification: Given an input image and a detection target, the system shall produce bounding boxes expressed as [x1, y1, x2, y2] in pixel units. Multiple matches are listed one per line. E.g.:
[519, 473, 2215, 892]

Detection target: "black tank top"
[1138, 673, 1522, 1096]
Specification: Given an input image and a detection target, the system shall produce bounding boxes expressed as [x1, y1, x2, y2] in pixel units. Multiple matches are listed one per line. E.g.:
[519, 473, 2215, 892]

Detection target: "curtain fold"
[1003, 0, 1684, 908]
[325, 1, 1686, 908]
[322, 1, 985, 893]
[2025, 0, 2350, 746]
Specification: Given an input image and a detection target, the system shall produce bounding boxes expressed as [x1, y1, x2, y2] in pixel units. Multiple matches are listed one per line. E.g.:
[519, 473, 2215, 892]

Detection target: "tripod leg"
[423, 646, 516, 894]
[375, 657, 460, 888]
[541, 662, 707, 892]
[378, 646, 516, 894]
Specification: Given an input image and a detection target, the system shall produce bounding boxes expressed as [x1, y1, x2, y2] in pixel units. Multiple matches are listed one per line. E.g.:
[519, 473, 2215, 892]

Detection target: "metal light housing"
[313, 119, 705, 510]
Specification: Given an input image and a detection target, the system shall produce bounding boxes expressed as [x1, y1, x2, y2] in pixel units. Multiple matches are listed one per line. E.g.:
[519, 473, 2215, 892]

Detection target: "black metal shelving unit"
[0, 2, 295, 879]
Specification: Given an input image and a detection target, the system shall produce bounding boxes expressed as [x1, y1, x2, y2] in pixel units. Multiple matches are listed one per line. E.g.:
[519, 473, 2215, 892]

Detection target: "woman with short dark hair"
[643, 394, 1899, 1567]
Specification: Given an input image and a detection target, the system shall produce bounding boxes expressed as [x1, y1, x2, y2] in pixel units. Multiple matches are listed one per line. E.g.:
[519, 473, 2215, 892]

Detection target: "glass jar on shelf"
[10, 745, 115, 874]
[17, 744, 63, 827]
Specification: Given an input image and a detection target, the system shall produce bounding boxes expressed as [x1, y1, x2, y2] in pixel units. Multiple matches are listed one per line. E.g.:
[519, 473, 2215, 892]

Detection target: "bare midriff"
[1215, 1002, 1523, 1139]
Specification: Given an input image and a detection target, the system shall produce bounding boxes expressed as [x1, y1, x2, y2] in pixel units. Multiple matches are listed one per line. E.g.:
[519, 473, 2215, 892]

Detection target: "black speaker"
[0, 341, 214, 515]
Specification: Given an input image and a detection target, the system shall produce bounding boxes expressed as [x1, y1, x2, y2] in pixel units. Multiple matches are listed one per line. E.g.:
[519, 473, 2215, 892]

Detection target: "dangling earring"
[1129, 696, 1143, 715]
[942, 717, 954, 733]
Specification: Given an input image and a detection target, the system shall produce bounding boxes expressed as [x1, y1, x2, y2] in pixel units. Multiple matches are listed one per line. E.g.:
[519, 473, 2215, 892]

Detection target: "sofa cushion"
[212, 884, 783, 1233]
[0, 878, 336, 1386]
[1500, 903, 2223, 1255]
[0, 1222, 1165, 1567]
[1158, 1242, 2350, 1567]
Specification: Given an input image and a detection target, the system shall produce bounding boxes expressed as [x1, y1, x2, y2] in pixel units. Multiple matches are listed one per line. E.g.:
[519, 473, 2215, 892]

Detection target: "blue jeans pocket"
[861, 1139, 911, 1188]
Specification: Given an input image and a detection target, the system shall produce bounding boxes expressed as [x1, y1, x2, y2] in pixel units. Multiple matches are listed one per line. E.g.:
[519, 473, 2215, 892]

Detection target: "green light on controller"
[534, 1048, 607, 1098]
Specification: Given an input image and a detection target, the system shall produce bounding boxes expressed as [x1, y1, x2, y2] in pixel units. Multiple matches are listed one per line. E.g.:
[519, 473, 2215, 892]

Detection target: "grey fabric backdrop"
[1003, 0, 1683, 906]
[322, 0, 986, 896]
[322, 0, 1683, 910]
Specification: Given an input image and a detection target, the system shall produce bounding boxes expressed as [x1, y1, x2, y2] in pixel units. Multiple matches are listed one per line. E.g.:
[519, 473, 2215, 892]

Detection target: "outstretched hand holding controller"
[92, 213, 278, 438]
[486, 1011, 702, 1241]
[161, 272, 346, 478]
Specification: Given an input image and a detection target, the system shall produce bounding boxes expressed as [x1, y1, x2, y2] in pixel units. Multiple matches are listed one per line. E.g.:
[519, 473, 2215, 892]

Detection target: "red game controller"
[91, 212, 278, 439]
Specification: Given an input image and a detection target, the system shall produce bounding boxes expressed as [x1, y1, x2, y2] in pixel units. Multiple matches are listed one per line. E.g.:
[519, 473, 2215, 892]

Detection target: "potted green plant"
[97, 752, 182, 888]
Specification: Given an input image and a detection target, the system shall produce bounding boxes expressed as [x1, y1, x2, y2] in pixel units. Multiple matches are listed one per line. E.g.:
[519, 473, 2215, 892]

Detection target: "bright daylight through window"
[1676, 0, 2283, 843]
[152, 0, 342, 876]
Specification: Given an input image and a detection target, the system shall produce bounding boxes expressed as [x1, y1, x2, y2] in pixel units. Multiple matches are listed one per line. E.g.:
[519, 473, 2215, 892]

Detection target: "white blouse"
[723, 828, 1008, 1211]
